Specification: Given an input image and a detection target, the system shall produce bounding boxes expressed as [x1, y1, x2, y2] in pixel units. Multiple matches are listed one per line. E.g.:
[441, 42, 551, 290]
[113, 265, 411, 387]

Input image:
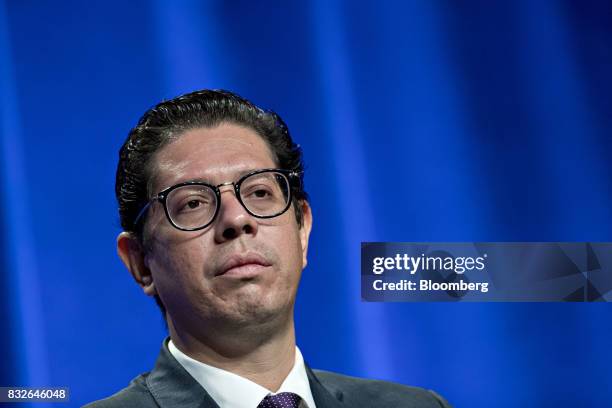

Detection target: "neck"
[168, 316, 297, 392]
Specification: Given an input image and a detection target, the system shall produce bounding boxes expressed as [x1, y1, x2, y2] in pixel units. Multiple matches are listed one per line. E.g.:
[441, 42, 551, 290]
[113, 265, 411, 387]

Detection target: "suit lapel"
[146, 338, 220, 408]
[306, 365, 344, 408]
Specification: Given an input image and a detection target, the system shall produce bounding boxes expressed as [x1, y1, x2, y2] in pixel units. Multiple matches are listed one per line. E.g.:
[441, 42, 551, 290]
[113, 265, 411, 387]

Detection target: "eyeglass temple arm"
[133, 198, 156, 227]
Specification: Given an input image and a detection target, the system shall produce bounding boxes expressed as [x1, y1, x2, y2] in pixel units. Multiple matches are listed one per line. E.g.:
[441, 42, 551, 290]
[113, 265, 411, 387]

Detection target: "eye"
[176, 195, 212, 213]
[186, 199, 201, 209]
[245, 185, 274, 199]
[253, 189, 271, 198]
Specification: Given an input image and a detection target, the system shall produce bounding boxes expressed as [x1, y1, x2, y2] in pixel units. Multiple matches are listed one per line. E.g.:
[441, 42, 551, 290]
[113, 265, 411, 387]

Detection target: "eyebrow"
[168, 168, 267, 188]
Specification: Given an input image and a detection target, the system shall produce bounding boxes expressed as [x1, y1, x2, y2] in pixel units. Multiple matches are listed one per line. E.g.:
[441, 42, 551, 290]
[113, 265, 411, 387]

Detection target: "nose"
[213, 185, 258, 242]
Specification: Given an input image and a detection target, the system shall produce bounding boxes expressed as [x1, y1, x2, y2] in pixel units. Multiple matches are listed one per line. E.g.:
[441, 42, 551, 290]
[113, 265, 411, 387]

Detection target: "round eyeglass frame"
[133, 168, 302, 232]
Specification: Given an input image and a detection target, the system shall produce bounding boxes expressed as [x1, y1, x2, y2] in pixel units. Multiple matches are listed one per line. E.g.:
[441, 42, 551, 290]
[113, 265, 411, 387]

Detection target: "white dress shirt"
[168, 339, 316, 408]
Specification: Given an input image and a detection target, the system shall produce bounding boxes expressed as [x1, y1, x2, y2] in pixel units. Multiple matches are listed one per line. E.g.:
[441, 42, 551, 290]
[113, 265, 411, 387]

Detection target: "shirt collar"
[168, 339, 316, 408]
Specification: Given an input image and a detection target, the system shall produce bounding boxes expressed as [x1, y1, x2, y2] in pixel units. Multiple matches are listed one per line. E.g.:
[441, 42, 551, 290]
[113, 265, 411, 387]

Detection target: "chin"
[222, 298, 291, 328]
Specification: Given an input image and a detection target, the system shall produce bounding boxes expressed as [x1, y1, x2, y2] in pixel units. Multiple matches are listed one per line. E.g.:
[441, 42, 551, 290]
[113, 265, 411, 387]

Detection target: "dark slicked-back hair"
[115, 89, 308, 319]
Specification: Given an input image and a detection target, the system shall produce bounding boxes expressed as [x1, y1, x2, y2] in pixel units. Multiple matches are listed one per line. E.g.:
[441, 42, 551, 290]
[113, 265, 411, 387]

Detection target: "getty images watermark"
[361, 242, 612, 302]
[371, 252, 489, 293]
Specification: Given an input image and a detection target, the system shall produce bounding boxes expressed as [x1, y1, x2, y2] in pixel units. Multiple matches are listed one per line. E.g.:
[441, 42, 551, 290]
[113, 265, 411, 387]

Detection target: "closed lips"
[217, 253, 271, 276]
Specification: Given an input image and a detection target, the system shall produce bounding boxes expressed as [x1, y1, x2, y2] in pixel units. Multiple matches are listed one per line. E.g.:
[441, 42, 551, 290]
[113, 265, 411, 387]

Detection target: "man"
[86, 90, 451, 408]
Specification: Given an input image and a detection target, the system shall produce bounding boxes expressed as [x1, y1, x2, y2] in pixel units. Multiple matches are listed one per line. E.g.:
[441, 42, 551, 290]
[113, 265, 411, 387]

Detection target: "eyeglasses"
[134, 168, 301, 231]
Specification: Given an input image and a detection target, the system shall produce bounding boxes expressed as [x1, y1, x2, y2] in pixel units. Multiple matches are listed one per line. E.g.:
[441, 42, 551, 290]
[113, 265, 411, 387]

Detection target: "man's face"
[141, 123, 311, 334]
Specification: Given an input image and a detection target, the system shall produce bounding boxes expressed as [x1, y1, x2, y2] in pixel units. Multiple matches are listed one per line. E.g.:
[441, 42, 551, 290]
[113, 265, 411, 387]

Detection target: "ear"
[298, 201, 313, 268]
[117, 232, 157, 297]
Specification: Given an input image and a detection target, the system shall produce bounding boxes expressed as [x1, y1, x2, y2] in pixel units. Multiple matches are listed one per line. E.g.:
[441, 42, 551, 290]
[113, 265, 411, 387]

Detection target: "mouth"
[216, 252, 272, 278]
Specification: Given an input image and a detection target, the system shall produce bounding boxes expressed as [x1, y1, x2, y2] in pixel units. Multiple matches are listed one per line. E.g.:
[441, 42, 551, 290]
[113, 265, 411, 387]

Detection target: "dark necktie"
[257, 392, 302, 408]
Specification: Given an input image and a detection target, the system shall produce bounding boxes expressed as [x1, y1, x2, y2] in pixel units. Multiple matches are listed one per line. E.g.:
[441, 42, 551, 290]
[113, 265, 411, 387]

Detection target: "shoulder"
[82, 374, 157, 408]
[312, 369, 452, 408]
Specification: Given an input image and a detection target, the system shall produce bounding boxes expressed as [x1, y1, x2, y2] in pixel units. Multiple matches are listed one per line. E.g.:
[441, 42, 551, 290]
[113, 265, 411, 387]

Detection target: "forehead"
[150, 123, 277, 191]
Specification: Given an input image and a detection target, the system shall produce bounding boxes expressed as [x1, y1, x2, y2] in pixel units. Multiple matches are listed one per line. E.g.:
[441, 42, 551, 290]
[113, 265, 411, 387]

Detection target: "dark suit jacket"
[84, 340, 451, 408]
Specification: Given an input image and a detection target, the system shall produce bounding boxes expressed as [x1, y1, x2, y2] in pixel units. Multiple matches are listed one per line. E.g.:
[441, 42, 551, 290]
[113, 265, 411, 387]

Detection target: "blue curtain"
[1, 1, 611, 406]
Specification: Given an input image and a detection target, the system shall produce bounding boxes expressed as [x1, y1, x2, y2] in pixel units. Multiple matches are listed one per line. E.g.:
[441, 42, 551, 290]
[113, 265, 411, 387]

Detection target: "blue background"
[1, 1, 611, 407]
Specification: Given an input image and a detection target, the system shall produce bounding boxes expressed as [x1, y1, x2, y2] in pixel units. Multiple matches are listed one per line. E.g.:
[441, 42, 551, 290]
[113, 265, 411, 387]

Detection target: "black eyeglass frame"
[133, 168, 302, 232]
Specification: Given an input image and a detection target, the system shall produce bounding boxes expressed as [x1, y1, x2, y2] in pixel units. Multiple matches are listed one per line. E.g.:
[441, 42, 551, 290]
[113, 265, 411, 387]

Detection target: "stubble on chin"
[205, 276, 296, 333]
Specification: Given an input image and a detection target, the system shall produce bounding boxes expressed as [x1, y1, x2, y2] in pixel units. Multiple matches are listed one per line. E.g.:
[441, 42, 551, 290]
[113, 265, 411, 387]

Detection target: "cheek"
[148, 240, 209, 295]
[148, 246, 218, 319]
[266, 225, 304, 280]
